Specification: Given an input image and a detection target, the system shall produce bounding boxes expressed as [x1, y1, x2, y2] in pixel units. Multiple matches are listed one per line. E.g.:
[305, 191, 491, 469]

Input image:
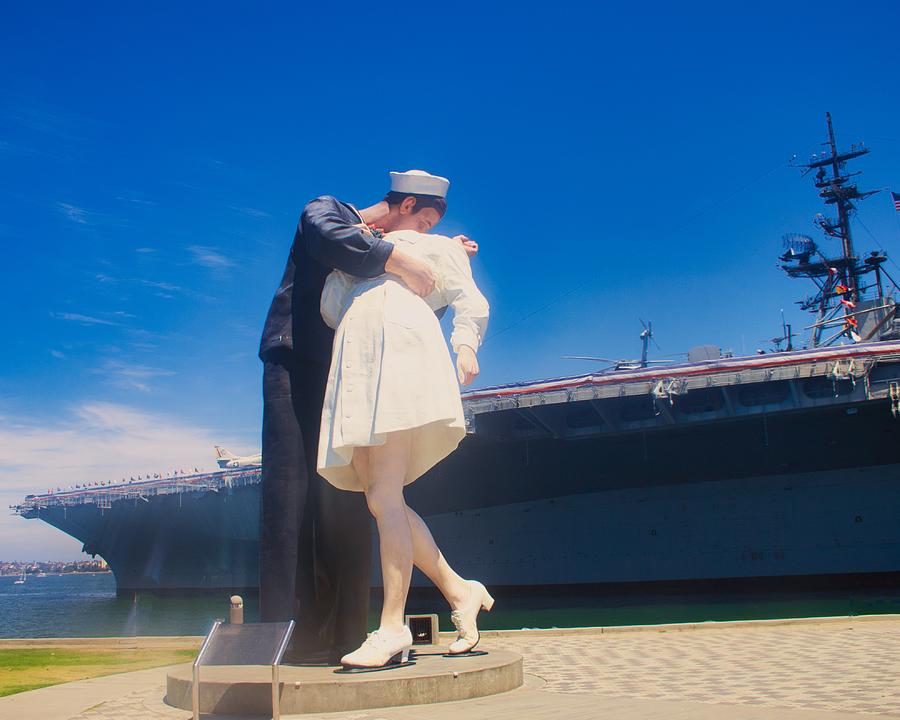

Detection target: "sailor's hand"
[454, 235, 478, 258]
[385, 248, 436, 297]
[456, 345, 480, 386]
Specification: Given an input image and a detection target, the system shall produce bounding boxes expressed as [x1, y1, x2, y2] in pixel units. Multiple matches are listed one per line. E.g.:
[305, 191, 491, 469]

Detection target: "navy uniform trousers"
[258, 195, 395, 662]
[259, 348, 372, 662]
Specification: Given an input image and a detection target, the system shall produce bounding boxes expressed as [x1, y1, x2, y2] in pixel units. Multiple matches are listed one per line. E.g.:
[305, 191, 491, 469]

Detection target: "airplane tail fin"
[215, 446, 237, 459]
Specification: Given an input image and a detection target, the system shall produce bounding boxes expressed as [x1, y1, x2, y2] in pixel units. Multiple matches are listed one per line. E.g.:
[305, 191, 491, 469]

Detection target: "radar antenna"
[639, 319, 660, 367]
[563, 320, 671, 372]
[780, 113, 896, 346]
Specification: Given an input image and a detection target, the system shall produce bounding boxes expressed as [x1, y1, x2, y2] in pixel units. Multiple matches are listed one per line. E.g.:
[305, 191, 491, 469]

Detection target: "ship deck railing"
[461, 339, 900, 416]
[10, 468, 261, 514]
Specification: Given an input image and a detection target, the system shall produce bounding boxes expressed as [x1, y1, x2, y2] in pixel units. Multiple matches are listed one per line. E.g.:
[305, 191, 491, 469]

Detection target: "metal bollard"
[229, 594, 244, 624]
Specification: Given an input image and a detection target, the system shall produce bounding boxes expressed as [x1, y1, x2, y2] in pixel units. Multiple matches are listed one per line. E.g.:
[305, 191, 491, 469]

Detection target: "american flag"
[893, 191, 900, 212]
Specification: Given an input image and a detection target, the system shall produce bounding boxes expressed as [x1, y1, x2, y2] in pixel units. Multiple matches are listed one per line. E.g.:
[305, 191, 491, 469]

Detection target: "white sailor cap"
[389, 169, 450, 198]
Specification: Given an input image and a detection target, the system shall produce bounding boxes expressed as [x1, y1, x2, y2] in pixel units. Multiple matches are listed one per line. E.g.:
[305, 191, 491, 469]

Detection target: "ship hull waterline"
[23, 398, 900, 597]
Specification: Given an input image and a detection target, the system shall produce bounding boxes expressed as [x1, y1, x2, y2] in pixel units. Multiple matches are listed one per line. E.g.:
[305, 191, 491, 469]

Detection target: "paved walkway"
[2, 616, 899, 719]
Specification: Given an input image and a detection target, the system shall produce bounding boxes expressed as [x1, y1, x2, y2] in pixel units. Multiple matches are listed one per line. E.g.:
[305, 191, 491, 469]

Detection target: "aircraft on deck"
[215, 446, 262, 469]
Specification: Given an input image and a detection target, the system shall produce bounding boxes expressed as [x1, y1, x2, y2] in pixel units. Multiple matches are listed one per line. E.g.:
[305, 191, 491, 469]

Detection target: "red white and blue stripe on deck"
[461, 340, 900, 402]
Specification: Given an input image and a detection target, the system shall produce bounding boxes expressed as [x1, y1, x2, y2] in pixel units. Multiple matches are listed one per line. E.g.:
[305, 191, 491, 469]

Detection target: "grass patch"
[0, 647, 197, 698]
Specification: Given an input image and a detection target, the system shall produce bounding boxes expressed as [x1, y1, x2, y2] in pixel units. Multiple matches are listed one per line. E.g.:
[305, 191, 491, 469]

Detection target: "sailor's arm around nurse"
[301, 194, 438, 297]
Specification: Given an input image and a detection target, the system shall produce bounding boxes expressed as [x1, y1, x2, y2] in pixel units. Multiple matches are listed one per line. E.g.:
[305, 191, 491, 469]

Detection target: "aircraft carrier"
[11, 114, 900, 596]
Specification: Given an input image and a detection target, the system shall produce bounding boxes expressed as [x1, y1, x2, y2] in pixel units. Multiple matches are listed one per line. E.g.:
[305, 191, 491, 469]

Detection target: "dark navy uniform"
[259, 195, 393, 662]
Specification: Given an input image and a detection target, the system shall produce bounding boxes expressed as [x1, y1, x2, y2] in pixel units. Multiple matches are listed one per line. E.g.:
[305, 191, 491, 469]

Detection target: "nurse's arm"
[441, 242, 490, 355]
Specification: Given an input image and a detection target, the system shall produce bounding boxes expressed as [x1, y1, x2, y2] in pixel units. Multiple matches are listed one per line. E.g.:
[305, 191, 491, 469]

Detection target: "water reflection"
[1, 573, 899, 638]
[0, 574, 258, 638]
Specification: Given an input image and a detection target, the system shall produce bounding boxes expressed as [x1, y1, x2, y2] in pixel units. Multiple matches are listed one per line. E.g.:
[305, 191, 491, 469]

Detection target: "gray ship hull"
[423, 462, 900, 586]
[22, 402, 900, 594]
[16, 342, 900, 594]
[26, 455, 900, 594]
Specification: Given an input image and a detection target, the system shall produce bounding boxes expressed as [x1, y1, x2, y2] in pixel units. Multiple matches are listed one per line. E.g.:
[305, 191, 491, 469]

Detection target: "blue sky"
[2, 1, 900, 560]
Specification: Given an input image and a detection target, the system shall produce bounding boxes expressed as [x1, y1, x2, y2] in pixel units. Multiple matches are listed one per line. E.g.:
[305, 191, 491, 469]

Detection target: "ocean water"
[2, 573, 899, 639]
[0, 573, 240, 638]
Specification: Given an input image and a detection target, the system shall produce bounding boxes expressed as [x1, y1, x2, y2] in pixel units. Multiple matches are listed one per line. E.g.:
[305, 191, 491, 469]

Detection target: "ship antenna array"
[780, 113, 893, 347]
[562, 319, 673, 372]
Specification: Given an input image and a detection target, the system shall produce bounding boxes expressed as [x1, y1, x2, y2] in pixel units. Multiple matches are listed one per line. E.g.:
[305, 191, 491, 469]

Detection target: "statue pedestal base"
[166, 646, 523, 715]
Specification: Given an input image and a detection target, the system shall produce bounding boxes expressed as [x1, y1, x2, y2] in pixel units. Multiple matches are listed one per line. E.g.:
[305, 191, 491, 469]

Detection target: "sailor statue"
[258, 170, 479, 663]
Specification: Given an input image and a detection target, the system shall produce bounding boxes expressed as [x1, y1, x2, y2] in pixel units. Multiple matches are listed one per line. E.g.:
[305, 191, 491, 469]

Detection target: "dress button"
[345, 361, 352, 369]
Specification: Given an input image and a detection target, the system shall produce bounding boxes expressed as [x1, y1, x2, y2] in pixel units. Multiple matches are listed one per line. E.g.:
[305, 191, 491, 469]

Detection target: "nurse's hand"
[456, 345, 480, 386]
[385, 248, 436, 297]
[454, 235, 478, 257]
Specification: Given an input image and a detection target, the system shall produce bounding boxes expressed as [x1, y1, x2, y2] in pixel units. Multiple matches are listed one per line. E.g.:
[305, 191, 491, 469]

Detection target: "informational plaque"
[192, 619, 294, 720]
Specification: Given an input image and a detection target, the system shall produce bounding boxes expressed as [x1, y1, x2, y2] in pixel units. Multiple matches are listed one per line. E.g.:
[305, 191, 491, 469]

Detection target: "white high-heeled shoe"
[448, 579, 495, 655]
[339, 625, 413, 670]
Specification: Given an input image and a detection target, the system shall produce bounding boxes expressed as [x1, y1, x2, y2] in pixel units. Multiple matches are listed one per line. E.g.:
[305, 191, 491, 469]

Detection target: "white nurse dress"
[316, 229, 489, 492]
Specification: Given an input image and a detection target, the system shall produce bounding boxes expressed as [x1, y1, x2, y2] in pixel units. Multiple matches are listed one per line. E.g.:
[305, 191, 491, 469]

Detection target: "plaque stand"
[192, 619, 294, 720]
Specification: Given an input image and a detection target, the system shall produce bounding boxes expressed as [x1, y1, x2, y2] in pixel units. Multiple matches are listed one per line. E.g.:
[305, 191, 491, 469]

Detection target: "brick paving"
[68, 688, 184, 720]
[488, 620, 900, 717]
[7, 617, 900, 719]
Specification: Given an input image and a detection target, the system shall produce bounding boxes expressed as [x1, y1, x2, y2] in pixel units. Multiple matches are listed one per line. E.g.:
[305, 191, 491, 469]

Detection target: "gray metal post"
[272, 665, 280, 720]
[192, 620, 221, 720]
[192, 664, 199, 720]
[271, 619, 294, 720]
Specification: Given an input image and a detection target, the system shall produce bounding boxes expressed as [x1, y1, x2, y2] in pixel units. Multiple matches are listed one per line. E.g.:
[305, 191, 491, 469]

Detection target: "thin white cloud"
[3, 102, 98, 143]
[135, 247, 156, 254]
[50, 350, 65, 359]
[57, 202, 88, 224]
[0, 402, 252, 561]
[138, 279, 181, 292]
[98, 360, 175, 393]
[51, 312, 119, 326]
[56, 202, 129, 228]
[115, 194, 157, 207]
[228, 205, 271, 219]
[94, 273, 182, 294]
[187, 245, 233, 270]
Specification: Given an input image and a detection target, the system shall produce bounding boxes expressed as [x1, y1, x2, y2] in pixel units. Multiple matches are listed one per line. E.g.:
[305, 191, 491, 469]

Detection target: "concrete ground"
[2, 615, 899, 719]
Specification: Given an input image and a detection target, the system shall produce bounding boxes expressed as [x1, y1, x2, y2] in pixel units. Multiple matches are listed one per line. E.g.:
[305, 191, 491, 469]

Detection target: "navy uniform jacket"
[259, 196, 394, 365]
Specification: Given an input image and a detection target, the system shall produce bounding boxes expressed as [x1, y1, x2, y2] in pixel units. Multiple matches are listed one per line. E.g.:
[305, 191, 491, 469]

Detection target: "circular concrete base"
[166, 646, 523, 715]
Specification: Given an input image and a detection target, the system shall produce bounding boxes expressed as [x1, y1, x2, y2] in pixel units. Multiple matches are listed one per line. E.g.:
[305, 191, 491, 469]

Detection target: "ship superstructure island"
[12, 115, 900, 595]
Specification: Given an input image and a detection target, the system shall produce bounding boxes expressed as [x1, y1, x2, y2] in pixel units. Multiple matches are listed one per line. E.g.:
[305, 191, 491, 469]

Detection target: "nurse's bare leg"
[361, 431, 414, 633]
[404, 505, 470, 608]
[350, 447, 369, 488]
[352, 449, 466, 609]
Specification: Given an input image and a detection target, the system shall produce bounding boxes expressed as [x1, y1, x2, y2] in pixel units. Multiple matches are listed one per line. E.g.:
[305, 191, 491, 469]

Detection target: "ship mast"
[779, 113, 894, 347]
[807, 111, 873, 301]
